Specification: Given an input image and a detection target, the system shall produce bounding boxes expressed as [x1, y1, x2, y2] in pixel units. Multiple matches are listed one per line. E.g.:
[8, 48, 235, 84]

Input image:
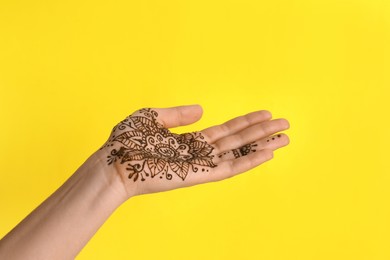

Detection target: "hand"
[99, 105, 290, 197]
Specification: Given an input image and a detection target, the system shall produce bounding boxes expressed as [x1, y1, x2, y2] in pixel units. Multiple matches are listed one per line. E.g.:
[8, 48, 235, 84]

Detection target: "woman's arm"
[0, 105, 290, 259]
[0, 151, 127, 259]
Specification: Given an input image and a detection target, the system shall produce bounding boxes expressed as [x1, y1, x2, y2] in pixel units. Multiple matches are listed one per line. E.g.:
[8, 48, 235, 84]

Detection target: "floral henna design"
[101, 108, 217, 182]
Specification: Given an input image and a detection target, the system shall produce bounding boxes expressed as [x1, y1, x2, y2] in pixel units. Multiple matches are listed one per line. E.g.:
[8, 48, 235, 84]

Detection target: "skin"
[0, 105, 290, 259]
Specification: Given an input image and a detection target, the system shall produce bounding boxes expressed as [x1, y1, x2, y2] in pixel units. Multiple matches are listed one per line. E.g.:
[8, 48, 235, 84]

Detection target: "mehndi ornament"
[102, 109, 216, 182]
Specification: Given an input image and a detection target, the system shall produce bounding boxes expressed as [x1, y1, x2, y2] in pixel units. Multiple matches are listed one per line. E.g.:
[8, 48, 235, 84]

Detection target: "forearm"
[0, 151, 127, 260]
[0, 105, 290, 259]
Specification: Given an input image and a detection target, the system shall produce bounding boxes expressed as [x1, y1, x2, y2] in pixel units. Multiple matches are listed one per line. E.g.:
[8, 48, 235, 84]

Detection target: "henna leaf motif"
[191, 140, 206, 149]
[189, 157, 215, 167]
[195, 145, 214, 157]
[131, 116, 157, 133]
[121, 151, 146, 163]
[169, 161, 190, 180]
[114, 131, 143, 149]
[147, 158, 167, 177]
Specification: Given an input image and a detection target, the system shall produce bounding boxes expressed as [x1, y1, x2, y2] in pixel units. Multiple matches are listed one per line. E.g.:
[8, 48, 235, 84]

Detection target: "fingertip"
[276, 133, 290, 147]
[190, 104, 202, 109]
[275, 117, 290, 130]
[284, 134, 290, 145]
[183, 104, 203, 121]
[260, 110, 272, 119]
[283, 119, 290, 130]
[264, 149, 274, 160]
[191, 104, 203, 117]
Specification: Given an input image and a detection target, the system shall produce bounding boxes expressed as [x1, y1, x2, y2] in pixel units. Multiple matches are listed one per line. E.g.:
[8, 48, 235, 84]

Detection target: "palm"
[100, 105, 289, 196]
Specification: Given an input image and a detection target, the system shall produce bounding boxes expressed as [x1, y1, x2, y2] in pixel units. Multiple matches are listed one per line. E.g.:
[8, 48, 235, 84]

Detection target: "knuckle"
[220, 123, 230, 135]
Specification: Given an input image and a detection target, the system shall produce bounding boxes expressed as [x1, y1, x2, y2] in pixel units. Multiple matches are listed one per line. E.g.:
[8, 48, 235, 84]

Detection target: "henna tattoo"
[219, 134, 282, 159]
[101, 108, 216, 182]
[232, 143, 258, 158]
[217, 142, 258, 159]
[218, 133, 282, 159]
[266, 134, 282, 142]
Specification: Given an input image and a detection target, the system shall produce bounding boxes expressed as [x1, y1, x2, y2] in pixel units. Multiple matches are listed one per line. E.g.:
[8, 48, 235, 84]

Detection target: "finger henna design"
[266, 134, 282, 142]
[101, 108, 216, 182]
[218, 143, 258, 159]
[232, 143, 258, 158]
[217, 133, 282, 159]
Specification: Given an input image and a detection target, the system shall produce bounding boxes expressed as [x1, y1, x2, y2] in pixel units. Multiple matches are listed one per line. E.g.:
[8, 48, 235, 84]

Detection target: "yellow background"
[1, 0, 389, 259]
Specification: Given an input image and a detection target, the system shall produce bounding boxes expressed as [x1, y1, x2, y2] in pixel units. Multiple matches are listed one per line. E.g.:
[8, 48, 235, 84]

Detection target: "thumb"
[153, 104, 203, 128]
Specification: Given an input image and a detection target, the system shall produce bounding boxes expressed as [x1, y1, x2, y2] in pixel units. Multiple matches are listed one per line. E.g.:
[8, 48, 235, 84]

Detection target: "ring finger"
[211, 118, 290, 155]
[214, 133, 290, 163]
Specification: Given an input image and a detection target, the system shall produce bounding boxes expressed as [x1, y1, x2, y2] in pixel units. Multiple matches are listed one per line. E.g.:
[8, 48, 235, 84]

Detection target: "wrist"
[81, 149, 131, 205]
